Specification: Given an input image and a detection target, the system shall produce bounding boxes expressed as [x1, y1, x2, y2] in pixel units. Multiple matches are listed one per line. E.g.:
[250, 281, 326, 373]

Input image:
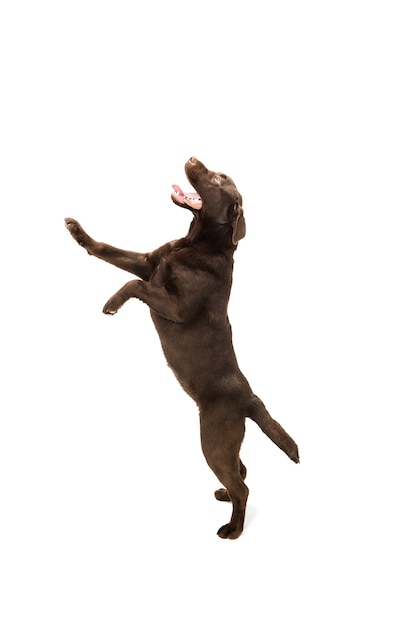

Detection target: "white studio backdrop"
[1, 1, 416, 625]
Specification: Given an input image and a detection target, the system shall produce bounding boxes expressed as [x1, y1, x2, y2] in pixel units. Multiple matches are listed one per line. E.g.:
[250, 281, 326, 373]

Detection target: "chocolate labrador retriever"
[65, 156, 299, 539]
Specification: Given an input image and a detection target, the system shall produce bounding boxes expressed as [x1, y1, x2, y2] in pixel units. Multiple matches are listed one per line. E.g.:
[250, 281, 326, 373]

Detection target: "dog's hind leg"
[214, 460, 247, 502]
[200, 409, 248, 539]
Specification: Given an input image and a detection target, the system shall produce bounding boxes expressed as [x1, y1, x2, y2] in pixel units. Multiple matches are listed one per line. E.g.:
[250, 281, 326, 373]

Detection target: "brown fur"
[65, 157, 299, 539]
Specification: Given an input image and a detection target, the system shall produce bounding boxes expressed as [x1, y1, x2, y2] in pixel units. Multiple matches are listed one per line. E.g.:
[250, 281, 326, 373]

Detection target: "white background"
[1, 1, 416, 624]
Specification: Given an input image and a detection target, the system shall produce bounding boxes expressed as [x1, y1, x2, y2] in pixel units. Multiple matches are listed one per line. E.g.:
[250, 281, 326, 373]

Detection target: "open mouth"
[171, 184, 202, 210]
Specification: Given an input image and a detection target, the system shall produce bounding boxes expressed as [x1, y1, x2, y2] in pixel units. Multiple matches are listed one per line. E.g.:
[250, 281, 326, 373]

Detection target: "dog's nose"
[189, 156, 197, 165]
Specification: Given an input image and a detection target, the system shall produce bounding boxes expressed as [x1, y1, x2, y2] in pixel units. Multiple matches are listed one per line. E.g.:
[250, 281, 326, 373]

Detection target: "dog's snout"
[189, 156, 197, 165]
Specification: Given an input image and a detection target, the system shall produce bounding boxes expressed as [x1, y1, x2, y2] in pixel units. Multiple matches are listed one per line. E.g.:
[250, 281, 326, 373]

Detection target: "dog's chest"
[151, 248, 219, 293]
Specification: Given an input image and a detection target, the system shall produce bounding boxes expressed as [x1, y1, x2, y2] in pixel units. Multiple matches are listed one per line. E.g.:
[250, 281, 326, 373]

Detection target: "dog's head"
[171, 157, 246, 245]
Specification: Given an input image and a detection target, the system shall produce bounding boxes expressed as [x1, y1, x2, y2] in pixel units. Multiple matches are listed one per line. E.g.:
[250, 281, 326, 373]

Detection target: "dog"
[65, 156, 299, 539]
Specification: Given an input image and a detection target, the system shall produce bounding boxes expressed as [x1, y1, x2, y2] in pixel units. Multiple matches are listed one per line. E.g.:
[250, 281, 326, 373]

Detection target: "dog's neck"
[186, 217, 237, 254]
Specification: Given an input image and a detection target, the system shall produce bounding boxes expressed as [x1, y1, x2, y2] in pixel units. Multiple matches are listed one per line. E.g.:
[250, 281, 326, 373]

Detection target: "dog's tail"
[247, 395, 300, 463]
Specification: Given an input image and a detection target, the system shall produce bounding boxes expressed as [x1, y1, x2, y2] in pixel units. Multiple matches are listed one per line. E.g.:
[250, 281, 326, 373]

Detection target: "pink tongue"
[172, 184, 200, 199]
[172, 184, 202, 209]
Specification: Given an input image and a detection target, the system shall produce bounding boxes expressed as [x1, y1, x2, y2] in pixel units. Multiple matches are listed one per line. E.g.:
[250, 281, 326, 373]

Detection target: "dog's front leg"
[65, 218, 153, 279]
[103, 280, 184, 322]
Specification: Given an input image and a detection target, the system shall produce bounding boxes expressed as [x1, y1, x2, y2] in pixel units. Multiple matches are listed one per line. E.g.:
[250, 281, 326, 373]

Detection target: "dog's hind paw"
[217, 523, 243, 540]
[214, 488, 231, 502]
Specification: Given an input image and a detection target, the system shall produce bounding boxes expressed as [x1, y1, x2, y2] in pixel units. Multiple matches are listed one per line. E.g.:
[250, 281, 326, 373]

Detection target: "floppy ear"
[231, 204, 246, 245]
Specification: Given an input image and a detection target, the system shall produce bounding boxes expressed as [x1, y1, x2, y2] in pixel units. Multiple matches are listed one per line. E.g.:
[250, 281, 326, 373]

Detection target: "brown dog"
[65, 157, 299, 539]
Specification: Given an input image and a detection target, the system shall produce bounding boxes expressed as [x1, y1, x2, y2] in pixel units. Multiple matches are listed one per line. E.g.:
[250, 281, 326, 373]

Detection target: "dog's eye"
[214, 175, 222, 185]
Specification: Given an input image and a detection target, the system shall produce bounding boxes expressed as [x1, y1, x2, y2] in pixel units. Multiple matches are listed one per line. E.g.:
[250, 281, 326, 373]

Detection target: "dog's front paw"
[103, 295, 122, 316]
[65, 218, 92, 251]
